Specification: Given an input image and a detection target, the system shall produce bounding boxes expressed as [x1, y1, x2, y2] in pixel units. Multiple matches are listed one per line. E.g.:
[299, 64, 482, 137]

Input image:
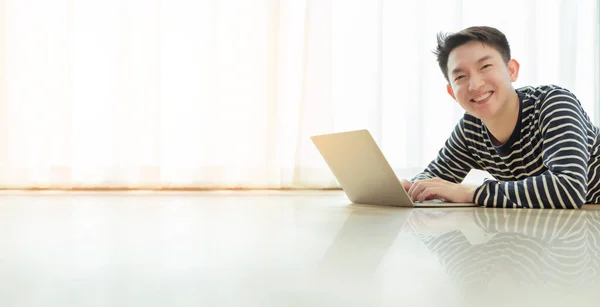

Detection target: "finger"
[400, 179, 412, 192]
[416, 187, 429, 202]
[417, 183, 446, 202]
[408, 179, 429, 198]
[408, 182, 422, 200]
[407, 182, 417, 199]
[417, 187, 441, 203]
[410, 181, 431, 201]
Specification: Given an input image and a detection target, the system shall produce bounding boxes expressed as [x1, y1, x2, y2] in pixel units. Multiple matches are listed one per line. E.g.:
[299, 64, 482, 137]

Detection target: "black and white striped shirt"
[411, 84, 600, 208]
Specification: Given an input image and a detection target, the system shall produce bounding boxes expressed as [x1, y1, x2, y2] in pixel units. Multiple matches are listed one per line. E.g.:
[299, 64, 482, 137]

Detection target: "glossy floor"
[0, 190, 598, 306]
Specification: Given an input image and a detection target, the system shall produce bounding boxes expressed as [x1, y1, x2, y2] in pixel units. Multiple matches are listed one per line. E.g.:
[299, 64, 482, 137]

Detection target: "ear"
[446, 84, 456, 100]
[508, 59, 520, 82]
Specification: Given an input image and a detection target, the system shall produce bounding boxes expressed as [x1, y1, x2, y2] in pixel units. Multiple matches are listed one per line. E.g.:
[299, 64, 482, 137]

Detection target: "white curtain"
[0, 0, 598, 189]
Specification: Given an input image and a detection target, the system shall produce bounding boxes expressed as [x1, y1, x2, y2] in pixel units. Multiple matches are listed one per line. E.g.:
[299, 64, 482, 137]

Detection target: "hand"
[400, 179, 438, 201]
[407, 177, 477, 203]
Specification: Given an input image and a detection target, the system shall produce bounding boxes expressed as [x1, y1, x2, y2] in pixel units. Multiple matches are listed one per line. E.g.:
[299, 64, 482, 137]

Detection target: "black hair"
[433, 26, 511, 83]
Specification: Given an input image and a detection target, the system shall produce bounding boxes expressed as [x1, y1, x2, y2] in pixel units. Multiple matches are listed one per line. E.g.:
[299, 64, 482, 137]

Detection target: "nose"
[468, 75, 485, 92]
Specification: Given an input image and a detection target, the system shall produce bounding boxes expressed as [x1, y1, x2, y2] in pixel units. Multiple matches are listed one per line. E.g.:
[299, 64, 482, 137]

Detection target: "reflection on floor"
[0, 190, 598, 307]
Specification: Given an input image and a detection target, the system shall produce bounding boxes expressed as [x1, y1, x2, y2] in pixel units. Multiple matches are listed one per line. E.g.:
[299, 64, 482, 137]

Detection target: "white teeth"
[473, 92, 492, 102]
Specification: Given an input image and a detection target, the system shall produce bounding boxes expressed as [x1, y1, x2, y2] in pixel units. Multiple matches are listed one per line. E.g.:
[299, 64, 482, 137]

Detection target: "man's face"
[446, 41, 519, 121]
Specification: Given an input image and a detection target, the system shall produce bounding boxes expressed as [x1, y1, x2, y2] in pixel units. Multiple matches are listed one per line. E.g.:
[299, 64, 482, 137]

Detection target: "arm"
[474, 89, 590, 209]
[411, 117, 481, 183]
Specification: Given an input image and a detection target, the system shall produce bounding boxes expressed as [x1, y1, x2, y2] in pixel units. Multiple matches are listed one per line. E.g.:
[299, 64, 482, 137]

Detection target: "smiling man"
[401, 26, 600, 209]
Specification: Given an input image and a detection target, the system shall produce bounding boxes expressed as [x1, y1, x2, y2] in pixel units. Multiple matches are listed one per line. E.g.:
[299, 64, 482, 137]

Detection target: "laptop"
[311, 129, 478, 207]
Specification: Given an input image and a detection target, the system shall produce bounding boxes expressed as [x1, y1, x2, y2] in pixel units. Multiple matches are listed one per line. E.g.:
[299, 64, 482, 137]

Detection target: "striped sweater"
[411, 84, 600, 209]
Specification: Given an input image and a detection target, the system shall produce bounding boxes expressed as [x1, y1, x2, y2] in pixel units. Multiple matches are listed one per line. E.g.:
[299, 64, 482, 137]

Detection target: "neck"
[483, 90, 520, 146]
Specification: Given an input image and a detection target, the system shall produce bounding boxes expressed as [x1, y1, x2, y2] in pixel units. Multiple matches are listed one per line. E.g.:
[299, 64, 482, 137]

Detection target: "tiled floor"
[0, 190, 598, 307]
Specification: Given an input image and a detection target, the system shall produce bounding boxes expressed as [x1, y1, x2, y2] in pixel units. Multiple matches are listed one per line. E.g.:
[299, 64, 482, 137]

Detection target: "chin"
[473, 110, 496, 121]
[469, 104, 497, 121]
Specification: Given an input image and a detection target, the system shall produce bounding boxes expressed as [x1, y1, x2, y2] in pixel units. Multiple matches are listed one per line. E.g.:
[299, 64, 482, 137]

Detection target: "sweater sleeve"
[473, 89, 590, 209]
[411, 117, 481, 184]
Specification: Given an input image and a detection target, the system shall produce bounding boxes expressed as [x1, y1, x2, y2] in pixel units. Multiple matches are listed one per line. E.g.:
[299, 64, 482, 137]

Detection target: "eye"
[454, 75, 465, 82]
[481, 64, 492, 70]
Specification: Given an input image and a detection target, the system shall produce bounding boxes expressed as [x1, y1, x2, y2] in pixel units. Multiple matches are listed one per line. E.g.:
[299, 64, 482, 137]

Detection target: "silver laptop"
[311, 129, 478, 207]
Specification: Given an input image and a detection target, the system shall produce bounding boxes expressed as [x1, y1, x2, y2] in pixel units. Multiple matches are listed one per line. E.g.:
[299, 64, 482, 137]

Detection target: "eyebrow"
[450, 55, 493, 76]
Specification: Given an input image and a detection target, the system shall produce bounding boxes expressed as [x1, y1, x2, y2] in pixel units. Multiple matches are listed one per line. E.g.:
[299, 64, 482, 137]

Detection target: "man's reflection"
[401, 209, 600, 298]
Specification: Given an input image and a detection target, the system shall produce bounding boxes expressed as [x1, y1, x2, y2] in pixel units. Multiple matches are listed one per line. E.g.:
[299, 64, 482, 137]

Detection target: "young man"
[401, 26, 600, 209]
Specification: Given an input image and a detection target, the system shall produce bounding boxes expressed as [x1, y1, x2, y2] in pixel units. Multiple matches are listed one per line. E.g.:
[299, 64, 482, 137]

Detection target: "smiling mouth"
[470, 91, 494, 103]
